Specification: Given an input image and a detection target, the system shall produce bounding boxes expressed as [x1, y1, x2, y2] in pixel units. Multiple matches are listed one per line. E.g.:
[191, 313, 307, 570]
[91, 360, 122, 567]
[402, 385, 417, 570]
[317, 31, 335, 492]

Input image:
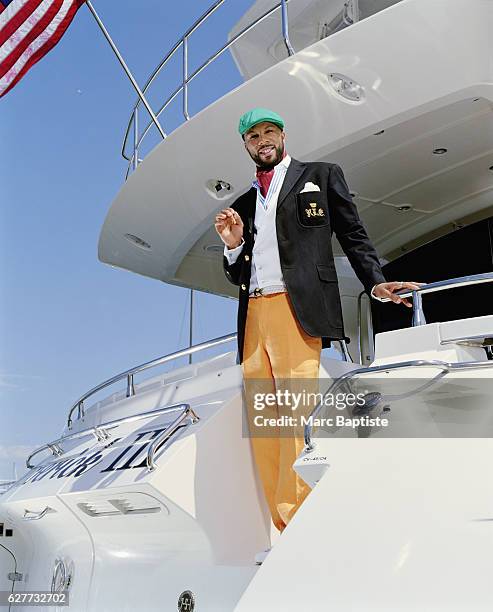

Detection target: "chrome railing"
[26, 403, 200, 473]
[121, 0, 295, 177]
[146, 405, 200, 471]
[383, 272, 493, 327]
[67, 333, 236, 429]
[304, 358, 493, 451]
[357, 273, 493, 363]
[29, 403, 191, 469]
[24, 507, 56, 521]
[0, 481, 17, 493]
[117, 1, 408, 176]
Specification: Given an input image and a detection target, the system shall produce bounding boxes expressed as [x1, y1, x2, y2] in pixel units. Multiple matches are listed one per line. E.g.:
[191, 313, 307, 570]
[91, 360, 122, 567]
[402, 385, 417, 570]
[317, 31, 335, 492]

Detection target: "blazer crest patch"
[305, 201, 325, 218]
[296, 192, 329, 227]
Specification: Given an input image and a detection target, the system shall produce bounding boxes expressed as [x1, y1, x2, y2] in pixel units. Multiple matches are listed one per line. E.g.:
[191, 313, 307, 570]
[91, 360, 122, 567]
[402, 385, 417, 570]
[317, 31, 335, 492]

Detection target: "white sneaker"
[254, 548, 271, 565]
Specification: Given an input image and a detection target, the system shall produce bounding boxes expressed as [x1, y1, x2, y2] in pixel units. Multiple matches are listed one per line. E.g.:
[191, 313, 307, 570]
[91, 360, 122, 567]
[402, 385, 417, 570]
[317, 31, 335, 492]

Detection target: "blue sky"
[0, 0, 257, 478]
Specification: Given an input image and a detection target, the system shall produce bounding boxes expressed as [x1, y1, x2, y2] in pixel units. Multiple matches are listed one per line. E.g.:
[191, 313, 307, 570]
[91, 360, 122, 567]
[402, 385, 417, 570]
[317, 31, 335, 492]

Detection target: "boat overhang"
[98, 0, 493, 297]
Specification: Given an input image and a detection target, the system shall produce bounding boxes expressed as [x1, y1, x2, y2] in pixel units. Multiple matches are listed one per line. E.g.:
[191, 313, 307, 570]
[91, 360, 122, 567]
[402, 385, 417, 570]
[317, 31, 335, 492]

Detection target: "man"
[214, 108, 420, 543]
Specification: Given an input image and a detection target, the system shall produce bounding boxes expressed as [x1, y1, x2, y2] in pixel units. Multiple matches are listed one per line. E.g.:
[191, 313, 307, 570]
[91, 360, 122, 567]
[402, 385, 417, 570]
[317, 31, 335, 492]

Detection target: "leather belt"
[249, 285, 287, 298]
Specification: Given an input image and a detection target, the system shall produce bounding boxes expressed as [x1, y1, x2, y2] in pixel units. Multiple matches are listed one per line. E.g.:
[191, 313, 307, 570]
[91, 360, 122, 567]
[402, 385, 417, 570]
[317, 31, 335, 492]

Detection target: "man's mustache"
[251, 144, 284, 169]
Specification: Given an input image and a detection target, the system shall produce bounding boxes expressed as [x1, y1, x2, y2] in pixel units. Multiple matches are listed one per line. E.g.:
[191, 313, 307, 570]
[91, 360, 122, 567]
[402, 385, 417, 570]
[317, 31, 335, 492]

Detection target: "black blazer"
[223, 159, 386, 362]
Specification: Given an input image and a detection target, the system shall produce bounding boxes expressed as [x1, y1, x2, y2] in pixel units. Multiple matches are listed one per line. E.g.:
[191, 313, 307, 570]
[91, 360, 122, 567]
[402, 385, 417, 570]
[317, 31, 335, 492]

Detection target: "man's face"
[243, 122, 285, 170]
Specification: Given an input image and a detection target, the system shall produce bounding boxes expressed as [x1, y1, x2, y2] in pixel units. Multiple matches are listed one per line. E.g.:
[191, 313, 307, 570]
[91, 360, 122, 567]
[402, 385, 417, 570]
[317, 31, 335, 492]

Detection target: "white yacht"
[1, 1, 492, 609]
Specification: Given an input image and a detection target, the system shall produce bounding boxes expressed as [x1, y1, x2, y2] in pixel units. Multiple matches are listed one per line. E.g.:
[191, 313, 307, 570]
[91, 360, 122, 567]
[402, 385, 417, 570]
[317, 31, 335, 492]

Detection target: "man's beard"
[249, 143, 284, 170]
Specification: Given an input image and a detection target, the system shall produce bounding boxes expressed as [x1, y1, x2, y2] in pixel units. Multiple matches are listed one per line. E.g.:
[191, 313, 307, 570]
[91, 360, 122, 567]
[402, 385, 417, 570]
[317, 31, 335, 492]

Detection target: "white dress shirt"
[224, 155, 291, 294]
[224, 155, 383, 299]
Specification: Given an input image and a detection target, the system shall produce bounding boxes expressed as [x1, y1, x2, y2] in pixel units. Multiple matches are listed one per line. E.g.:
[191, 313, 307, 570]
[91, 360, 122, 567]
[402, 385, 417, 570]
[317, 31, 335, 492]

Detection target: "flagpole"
[85, 0, 166, 140]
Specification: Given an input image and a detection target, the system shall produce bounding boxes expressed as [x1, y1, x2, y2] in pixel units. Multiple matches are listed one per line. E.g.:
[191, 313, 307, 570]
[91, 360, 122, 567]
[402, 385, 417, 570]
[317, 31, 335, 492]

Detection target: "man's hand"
[373, 281, 425, 308]
[215, 207, 244, 249]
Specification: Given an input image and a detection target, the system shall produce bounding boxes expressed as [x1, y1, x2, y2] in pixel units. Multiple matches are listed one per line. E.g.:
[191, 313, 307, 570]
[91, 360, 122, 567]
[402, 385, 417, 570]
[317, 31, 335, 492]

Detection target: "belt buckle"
[253, 287, 263, 297]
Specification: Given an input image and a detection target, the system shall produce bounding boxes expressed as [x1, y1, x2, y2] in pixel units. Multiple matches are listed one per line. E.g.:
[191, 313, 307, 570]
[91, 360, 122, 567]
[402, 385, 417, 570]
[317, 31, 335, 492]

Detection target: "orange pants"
[242, 292, 321, 532]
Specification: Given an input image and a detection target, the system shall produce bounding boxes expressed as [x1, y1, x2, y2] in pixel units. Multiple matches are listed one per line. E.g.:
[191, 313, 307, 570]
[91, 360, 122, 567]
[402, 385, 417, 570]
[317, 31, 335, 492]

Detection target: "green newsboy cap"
[238, 107, 285, 135]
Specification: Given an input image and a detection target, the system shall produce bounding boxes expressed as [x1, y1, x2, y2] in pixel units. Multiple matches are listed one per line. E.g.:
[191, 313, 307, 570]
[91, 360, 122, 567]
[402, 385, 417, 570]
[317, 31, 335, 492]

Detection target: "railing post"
[281, 0, 295, 56]
[126, 374, 135, 398]
[339, 340, 353, 362]
[47, 443, 63, 457]
[189, 289, 193, 364]
[133, 108, 139, 171]
[146, 405, 199, 471]
[412, 290, 426, 327]
[357, 291, 375, 365]
[183, 36, 190, 120]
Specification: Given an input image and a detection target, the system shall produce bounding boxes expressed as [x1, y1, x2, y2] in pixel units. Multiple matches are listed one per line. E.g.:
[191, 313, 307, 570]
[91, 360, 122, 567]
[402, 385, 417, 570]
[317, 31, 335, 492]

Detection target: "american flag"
[0, 0, 85, 98]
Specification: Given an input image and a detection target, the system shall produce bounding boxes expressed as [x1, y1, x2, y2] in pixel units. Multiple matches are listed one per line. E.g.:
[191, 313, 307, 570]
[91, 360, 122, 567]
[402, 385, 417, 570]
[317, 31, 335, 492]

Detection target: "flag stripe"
[0, 0, 83, 97]
[0, 0, 69, 74]
[0, 0, 46, 46]
[0, 0, 62, 73]
[0, 0, 33, 31]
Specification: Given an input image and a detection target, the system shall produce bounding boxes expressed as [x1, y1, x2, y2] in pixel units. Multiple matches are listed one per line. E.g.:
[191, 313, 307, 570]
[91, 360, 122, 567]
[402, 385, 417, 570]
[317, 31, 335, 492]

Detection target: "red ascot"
[256, 168, 274, 198]
[256, 150, 287, 197]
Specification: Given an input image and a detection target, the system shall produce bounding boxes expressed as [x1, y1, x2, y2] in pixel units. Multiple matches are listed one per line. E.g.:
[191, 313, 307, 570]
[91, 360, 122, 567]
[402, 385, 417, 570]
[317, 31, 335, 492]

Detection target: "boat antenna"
[85, 1, 166, 140]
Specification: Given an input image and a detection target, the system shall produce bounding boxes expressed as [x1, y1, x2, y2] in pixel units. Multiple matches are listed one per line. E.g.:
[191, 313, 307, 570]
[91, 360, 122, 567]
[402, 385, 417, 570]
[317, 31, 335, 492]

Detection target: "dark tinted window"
[372, 217, 493, 334]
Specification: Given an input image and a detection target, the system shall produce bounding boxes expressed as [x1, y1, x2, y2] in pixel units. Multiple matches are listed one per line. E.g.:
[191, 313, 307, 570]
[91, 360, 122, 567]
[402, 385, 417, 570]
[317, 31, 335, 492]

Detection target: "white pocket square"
[300, 182, 321, 193]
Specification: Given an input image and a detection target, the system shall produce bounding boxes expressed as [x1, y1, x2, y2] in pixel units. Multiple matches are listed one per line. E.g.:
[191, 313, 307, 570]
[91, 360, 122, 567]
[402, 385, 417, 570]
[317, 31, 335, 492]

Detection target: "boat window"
[372, 217, 493, 334]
